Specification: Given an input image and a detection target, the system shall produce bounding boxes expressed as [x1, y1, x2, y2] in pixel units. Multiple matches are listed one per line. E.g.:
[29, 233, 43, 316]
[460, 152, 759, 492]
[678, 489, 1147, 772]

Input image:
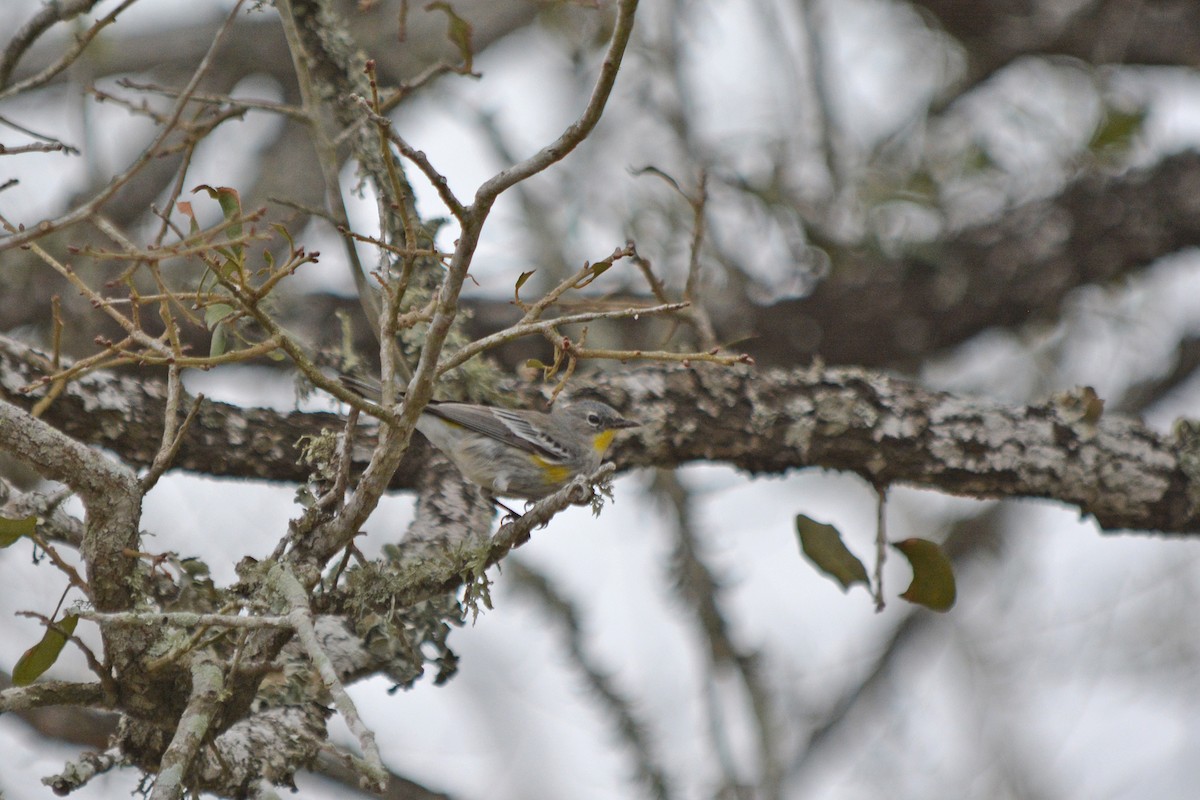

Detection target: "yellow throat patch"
[591, 429, 616, 454]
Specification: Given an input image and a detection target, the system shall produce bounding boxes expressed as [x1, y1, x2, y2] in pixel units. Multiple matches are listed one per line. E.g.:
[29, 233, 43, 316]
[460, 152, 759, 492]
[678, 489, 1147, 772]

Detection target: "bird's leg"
[481, 489, 521, 524]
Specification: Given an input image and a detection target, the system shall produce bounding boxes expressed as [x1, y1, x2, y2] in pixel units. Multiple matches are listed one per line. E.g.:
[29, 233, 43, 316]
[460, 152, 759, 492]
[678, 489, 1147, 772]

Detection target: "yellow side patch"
[532, 456, 572, 485]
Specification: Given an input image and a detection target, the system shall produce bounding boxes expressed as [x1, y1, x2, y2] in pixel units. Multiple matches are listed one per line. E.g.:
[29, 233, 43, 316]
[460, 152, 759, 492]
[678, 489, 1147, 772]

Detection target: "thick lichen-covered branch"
[6, 349, 1200, 539]
[607, 364, 1200, 534]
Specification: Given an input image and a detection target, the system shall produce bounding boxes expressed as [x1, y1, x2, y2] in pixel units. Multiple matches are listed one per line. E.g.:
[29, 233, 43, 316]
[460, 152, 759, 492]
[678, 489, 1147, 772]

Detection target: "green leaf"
[204, 303, 235, 330]
[425, 1, 475, 73]
[515, 270, 535, 294]
[272, 223, 296, 250]
[13, 615, 79, 686]
[193, 184, 243, 229]
[0, 514, 36, 547]
[193, 185, 245, 272]
[210, 322, 228, 357]
[796, 514, 869, 592]
[893, 538, 956, 612]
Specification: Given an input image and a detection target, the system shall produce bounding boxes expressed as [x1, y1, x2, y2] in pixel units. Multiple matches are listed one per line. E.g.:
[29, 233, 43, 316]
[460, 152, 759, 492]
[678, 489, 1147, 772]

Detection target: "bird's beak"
[612, 417, 640, 429]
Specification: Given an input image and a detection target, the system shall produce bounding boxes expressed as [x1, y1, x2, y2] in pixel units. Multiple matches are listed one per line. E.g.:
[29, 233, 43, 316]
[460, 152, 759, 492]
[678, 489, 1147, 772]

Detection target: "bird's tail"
[338, 373, 388, 403]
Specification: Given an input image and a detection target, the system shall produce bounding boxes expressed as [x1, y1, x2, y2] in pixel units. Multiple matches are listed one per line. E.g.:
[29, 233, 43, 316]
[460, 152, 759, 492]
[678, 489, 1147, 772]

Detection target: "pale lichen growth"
[781, 396, 815, 457]
[1172, 419, 1200, 514]
[813, 387, 878, 435]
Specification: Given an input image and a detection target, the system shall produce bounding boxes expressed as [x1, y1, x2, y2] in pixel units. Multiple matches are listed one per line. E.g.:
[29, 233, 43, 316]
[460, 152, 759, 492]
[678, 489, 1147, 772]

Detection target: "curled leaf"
[193, 185, 245, 271]
[193, 184, 243, 226]
[893, 538, 956, 612]
[514, 270, 535, 300]
[425, 1, 475, 73]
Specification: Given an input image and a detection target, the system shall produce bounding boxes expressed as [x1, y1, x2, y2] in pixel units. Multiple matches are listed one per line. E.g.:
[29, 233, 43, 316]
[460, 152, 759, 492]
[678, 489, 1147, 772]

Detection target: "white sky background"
[5, 0, 1200, 798]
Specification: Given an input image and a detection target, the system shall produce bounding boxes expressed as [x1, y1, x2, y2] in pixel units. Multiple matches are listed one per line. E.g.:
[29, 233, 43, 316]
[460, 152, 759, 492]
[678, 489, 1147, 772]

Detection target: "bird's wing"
[426, 403, 572, 462]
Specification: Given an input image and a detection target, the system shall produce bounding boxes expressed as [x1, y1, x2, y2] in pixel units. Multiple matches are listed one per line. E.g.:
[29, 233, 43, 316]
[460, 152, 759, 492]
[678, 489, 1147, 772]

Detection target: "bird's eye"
[587, 412, 601, 426]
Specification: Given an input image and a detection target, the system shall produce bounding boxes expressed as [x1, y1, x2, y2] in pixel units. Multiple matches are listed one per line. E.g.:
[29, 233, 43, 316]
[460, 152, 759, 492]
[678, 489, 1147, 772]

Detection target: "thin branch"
[0, 0, 246, 252]
[437, 302, 689, 375]
[148, 653, 226, 800]
[351, 96, 465, 221]
[0, 215, 171, 360]
[25, 533, 91, 597]
[42, 747, 125, 795]
[0, 0, 138, 98]
[872, 486, 888, 612]
[652, 469, 781, 798]
[80, 610, 292, 630]
[559, 343, 753, 367]
[115, 78, 308, 121]
[387, 463, 617, 610]
[0, 680, 109, 713]
[272, 564, 388, 792]
[474, 0, 640, 207]
[140, 368, 193, 492]
[0, 140, 75, 155]
[275, 0, 388, 366]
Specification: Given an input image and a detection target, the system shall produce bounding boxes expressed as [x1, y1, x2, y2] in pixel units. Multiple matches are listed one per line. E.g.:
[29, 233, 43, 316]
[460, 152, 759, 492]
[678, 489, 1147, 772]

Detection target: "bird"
[339, 375, 639, 502]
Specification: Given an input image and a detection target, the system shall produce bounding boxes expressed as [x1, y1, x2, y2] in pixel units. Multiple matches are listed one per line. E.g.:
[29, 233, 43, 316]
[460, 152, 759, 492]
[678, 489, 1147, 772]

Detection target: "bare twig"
[42, 747, 125, 795]
[80, 610, 292, 630]
[0, 680, 109, 713]
[0, 140, 75, 155]
[873, 486, 888, 612]
[140, 369, 197, 492]
[0, 214, 171, 360]
[276, 0, 388, 356]
[148, 653, 226, 800]
[271, 564, 388, 792]
[438, 302, 689, 375]
[351, 96, 466, 221]
[473, 0, 640, 206]
[24, 533, 91, 597]
[115, 78, 308, 121]
[0, 0, 248, 251]
[0, 0, 137, 98]
[557, 342, 753, 368]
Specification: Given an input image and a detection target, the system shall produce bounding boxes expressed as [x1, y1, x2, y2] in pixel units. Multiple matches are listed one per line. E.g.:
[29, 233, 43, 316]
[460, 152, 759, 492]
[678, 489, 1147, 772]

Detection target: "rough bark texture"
[5, 335, 1198, 534]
